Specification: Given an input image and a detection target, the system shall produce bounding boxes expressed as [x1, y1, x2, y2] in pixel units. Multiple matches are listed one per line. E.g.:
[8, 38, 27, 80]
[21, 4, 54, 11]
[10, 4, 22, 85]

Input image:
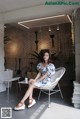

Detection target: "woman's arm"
[39, 72, 48, 81]
[34, 71, 41, 81]
[29, 71, 41, 84]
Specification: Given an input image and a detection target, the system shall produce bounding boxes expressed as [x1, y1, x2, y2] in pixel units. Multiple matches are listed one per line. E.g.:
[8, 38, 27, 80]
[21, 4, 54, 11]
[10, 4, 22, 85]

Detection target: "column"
[0, 14, 6, 92]
[74, 8, 80, 83]
[72, 8, 80, 108]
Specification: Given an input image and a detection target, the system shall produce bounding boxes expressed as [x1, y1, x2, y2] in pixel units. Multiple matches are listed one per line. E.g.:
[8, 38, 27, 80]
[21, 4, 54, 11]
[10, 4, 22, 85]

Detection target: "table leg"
[7, 82, 9, 96]
[6, 81, 10, 102]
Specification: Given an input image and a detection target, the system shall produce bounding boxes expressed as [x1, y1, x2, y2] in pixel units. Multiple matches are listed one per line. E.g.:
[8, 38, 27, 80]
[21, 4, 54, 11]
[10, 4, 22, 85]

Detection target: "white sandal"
[28, 99, 36, 108]
[14, 101, 25, 110]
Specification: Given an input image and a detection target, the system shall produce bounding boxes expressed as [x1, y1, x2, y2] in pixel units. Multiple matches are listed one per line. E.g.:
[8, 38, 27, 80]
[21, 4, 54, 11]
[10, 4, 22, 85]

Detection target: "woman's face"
[43, 52, 49, 62]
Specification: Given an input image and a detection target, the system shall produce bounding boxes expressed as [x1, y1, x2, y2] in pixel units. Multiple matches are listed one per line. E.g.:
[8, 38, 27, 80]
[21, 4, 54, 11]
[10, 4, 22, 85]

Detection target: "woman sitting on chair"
[14, 50, 55, 110]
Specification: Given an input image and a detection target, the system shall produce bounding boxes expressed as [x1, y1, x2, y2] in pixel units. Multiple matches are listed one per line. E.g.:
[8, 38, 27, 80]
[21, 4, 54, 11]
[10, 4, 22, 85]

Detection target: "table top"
[18, 80, 28, 84]
[4, 77, 20, 82]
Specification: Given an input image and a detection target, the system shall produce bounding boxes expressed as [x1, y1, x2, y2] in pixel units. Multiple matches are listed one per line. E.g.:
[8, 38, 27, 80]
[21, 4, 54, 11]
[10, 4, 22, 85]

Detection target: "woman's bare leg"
[29, 88, 33, 100]
[20, 84, 36, 103]
[28, 83, 34, 101]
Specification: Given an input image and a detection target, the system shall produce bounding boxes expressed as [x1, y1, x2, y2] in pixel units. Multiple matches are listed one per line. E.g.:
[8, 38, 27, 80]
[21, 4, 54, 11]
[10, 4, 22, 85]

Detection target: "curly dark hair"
[40, 49, 51, 63]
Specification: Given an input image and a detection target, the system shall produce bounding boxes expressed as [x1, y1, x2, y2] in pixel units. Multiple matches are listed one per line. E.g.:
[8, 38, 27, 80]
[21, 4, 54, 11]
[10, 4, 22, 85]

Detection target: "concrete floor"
[0, 85, 79, 119]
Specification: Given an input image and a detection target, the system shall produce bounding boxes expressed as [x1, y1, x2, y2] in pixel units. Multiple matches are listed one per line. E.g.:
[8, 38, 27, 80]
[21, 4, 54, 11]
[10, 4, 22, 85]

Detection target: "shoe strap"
[29, 99, 34, 104]
[17, 101, 24, 107]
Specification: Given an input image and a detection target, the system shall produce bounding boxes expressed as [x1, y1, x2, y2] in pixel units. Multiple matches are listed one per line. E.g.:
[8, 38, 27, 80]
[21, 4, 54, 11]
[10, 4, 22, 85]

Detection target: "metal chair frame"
[38, 67, 66, 107]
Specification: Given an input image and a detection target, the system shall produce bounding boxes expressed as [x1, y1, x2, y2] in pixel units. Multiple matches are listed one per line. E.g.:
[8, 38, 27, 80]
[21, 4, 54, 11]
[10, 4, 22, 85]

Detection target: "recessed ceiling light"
[49, 26, 51, 32]
[57, 25, 59, 30]
[39, 27, 42, 32]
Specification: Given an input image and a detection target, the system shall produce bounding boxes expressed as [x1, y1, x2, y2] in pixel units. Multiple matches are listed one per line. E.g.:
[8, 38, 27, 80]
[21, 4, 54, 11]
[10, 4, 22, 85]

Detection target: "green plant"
[29, 50, 59, 63]
[4, 35, 11, 44]
[29, 51, 43, 62]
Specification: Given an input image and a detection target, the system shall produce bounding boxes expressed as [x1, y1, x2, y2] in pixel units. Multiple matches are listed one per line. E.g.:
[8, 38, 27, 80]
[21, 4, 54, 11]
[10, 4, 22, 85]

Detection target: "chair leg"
[38, 90, 41, 100]
[58, 83, 63, 99]
[9, 82, 12, 91]
[48, 90, 50, 108]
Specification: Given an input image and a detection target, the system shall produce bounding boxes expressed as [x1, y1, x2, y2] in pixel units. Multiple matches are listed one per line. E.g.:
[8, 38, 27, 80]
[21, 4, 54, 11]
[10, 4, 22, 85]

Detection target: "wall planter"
[72, 81, 80, 108]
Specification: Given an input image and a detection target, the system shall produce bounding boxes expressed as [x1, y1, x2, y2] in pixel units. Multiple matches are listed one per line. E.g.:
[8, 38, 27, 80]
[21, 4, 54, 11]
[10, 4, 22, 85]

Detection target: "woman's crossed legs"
[14, 79, 38, 109]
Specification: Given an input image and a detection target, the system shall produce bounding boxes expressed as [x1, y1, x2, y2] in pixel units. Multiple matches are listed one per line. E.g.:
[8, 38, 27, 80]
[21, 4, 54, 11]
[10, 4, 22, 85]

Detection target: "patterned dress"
[34, 63, 55, 87]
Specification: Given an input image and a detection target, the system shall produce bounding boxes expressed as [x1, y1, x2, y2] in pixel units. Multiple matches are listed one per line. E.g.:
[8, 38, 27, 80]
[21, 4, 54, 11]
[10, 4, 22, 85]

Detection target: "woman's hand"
[29, 79, 36, 85]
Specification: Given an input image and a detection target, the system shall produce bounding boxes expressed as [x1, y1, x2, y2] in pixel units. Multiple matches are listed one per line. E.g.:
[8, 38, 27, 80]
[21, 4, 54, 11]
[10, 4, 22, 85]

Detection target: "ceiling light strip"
[67, 15, 72, 23]
[18, 14, 65, 24]
[18, 22, 30, 29]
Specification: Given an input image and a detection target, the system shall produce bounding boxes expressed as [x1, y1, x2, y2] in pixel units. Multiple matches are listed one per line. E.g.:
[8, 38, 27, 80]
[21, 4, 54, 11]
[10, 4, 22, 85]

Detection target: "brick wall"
[4, 23, 72, 76]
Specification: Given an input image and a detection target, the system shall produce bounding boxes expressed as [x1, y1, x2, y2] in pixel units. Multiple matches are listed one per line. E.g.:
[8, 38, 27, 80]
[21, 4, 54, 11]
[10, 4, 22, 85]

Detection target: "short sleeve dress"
[34, 63, 55, 88]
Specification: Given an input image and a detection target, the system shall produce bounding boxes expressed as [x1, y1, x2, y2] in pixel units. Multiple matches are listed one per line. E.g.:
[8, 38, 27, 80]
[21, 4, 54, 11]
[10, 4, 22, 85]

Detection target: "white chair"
[3, 69, 20, 97]
[4, 69, 13, 88]
[0, 71, 6, 92]
[38, 67, 66, 107]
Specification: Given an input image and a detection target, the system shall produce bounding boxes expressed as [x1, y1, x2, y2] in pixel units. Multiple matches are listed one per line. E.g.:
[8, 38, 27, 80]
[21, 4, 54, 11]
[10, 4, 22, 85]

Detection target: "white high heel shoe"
[14, 102, 25, 110]
[28, 99, 36, 108]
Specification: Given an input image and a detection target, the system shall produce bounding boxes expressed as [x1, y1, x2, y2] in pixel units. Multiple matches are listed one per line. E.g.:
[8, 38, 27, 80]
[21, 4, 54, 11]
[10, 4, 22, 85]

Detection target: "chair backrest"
[0, 69, 13, 83]
[51, 67, 66, 82]
[0, 71, 4, 83]
[3, 69, 13, 80]
[41, 67, 66, 90]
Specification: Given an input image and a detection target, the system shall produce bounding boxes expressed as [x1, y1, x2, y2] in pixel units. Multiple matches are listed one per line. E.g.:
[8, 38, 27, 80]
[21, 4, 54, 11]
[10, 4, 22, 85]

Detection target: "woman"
[14, 50, 55, 110]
